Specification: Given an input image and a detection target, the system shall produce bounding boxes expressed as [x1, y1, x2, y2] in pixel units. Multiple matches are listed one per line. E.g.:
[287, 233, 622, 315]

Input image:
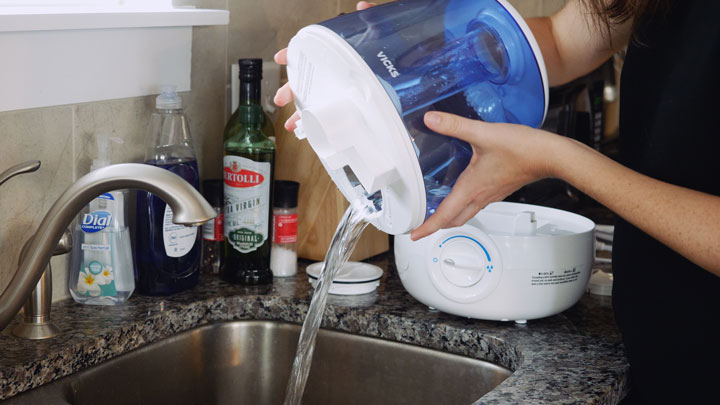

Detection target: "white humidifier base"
[395, 202, 595, 322]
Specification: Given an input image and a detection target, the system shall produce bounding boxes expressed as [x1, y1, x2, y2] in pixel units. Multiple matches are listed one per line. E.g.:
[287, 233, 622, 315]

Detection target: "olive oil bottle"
[222, 59, 275, 285]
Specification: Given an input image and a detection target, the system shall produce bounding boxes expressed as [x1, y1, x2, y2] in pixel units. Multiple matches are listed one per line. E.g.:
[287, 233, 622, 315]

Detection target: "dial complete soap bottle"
[135, 86, 201, 295]
[222, 59, 275, 285]
[69, 137, 134, 305]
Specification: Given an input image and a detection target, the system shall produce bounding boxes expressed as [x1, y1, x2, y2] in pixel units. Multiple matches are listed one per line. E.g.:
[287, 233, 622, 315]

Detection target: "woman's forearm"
[549, 136, 720, 275]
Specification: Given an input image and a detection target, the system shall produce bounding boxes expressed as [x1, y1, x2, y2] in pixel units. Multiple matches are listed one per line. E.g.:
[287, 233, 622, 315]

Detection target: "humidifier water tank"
[287, 0, 548, 234]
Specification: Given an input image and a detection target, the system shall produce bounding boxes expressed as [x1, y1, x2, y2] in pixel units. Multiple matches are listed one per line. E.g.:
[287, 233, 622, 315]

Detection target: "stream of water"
[283, 199, 379, 404]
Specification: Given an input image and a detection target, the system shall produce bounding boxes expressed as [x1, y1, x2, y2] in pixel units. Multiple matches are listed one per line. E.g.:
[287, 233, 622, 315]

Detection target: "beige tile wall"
[0, 106, 75, 301]
[0, 0, 565, 306]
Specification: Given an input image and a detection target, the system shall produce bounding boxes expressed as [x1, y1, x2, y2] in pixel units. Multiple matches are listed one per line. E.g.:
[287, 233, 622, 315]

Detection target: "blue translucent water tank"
[288, 0, 547, 234]
[321, 0, 546, 217]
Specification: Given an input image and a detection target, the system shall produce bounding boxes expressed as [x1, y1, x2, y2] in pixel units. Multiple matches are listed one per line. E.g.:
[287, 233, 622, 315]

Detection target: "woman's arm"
[410, 112, 720, 276]
[552, 128, 720, 276]
[526, 0, 632, 86]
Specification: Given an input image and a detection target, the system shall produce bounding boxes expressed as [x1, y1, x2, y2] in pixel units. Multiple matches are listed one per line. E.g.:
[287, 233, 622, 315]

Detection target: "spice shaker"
[200, 179, 224, 275]
[271, 180, 299, 276]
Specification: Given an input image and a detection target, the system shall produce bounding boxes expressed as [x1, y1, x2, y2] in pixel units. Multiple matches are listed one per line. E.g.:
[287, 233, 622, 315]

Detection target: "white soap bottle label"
[163, 204, 198, 258]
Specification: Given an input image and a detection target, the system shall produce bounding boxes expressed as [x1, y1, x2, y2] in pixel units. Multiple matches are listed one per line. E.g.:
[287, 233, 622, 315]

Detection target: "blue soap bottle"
[135, 86, 201, 295]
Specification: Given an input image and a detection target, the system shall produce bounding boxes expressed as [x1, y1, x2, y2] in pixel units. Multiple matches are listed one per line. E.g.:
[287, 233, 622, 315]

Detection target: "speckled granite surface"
[0, 254, 628, 404]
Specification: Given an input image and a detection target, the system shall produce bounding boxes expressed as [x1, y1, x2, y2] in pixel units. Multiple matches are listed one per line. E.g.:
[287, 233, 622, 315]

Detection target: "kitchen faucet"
[0, 161, 216, 338]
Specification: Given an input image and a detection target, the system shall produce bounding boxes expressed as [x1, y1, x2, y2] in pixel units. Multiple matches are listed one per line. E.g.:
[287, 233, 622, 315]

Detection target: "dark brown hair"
[581, 0, 668, 38]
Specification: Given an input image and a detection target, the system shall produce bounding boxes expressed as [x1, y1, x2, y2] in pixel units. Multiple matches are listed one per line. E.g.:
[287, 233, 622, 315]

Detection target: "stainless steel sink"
[6, 320, 512, 404]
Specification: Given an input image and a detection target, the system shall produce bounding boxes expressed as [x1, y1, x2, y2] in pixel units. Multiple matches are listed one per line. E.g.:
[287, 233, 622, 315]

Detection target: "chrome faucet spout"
[0, 163, 216, 334]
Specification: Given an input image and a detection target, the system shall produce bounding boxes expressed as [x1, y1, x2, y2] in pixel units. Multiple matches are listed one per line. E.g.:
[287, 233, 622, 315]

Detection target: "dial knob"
[429, 232, 502, 304]
[439, 239, 487, 287]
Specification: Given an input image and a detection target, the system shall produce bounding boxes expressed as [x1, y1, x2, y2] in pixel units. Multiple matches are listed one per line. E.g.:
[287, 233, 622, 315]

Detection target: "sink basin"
[6, 320, 512, 404]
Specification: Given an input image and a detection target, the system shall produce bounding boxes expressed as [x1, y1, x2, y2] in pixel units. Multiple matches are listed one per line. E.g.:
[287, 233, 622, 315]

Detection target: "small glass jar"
[200, 179, 224, 275]
[271, 180, 300, 277]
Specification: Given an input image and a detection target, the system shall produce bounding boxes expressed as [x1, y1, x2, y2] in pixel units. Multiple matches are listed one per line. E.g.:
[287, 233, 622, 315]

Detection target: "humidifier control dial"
[429, 231, 502, 304]
[439, 238, 487, 287]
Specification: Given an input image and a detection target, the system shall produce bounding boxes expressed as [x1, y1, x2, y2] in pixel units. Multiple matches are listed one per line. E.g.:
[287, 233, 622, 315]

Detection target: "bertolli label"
[223, 156, 271, 253]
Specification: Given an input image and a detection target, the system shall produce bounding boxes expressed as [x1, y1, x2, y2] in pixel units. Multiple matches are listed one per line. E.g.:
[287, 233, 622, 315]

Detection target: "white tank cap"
[156, 85, 182, 109]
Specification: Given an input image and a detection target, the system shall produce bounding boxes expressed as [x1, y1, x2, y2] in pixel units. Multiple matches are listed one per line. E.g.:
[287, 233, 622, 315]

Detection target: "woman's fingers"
[411, 186, 473, 241]
[274, 48, 288, 65]
[274, 82, 294, 107]
[449, 201, 485, 228]
[410, 161, 492, 240]
[285, 111, 301, 132]
[357, 1, 376, 10]
[411, 113, 488, 240]
[424, 111, 485, 144]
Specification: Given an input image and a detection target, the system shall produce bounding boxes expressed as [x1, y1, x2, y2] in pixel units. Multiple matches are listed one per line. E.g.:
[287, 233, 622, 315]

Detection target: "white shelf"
[0, 7, 228, 32]
[0, 6, 229, 113]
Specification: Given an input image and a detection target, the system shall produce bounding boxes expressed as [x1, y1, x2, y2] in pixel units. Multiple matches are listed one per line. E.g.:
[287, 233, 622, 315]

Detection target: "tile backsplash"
[0, 0, 564, 304]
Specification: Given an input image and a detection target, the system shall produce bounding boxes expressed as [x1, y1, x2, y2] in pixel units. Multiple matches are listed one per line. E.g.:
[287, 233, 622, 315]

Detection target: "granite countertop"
[0, 253, 628, 404]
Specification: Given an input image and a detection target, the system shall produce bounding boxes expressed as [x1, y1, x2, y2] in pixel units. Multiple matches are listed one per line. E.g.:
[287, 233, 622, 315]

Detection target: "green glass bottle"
[225, 59, 275, 142]
[221, 59, 275, 285]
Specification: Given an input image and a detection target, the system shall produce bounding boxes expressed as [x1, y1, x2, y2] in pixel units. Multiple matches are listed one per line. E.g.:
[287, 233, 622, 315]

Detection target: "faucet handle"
[54, 228, 73, 256]
[0, 160, 41, 188]
[18, 228, 72, 267]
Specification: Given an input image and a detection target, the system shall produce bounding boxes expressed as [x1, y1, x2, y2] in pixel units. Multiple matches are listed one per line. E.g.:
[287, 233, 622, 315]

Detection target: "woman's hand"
[273, 2, 377, 131]
[272, 49, 301, 131]
[414, 114, 720, 275]
[410, 111, 560, 241]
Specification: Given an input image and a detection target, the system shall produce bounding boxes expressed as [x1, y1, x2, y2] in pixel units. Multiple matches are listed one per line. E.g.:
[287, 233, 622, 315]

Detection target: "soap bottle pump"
[68, 136, 135, 305]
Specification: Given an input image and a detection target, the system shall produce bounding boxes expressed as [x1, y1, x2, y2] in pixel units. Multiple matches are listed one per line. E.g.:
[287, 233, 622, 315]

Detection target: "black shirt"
[614, 1, 720, 403]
